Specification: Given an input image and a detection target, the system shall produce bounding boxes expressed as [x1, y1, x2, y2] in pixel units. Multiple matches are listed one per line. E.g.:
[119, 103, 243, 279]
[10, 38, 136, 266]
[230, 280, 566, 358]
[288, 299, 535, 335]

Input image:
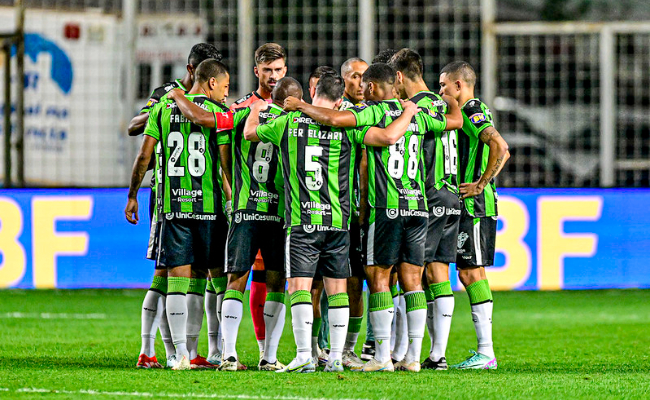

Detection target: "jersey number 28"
[167, 131, 206, 177]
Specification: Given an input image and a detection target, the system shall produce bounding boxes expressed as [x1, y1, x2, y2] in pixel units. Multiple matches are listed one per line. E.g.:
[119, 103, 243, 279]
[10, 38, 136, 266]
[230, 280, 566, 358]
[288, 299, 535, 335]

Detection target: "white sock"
[205, 290, 220, 356]
[392, 295, 408, 361]
[263, 299, 286, 363]
[369, 308, 393, 363]
[291, 303, 313, 363]
[186, 293, 204, 360]
[221, 296, 243, 360]
[159, 301, 175, 358]
[257, 339, 265, 353]
[472, 301, 495, 359]
[140, 289, 163, 357]
[344, 317, 362, 352]
[328, 305, 349, 362]
[216, 292, 225, 322]
[404, 292, 427, 364]
[431, 296, 454, 360]
[166, 293, 189, 358]
[426, 301, 435, 351]
[390, 294, 399, 351]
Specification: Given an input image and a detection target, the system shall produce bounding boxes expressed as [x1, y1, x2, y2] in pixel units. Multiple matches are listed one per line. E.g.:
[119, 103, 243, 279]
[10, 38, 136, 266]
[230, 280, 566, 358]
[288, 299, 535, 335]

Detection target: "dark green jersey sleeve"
[462, 100, 493, 137]
[143, 102, 163, 141]
[257, 114, 288, 146]
[348, 126, 369, 144]
[348, 104, 385, 127]
[420, 108, 447, 134]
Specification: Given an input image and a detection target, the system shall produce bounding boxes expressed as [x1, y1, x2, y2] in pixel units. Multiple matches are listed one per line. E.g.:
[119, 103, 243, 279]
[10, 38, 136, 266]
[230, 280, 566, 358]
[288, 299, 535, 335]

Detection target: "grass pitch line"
[0, 312, 107, 320]
[9, 388, 374, 400]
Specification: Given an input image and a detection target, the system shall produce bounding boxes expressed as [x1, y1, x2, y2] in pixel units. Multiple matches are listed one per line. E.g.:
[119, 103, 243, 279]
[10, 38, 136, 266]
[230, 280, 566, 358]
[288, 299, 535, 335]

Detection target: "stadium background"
[0, 0, 648, 291]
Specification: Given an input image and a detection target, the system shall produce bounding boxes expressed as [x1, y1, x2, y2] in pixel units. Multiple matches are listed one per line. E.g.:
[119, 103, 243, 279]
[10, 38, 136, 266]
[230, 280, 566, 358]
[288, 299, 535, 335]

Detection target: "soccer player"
[231, 43, 288, 357]
[125, 59, 232, 370]
[283, 63, 463, 372]
[340, 57, 368, 110]
[244, 73, 420, 373]
[308, 66, 337, 100]
[130, 43, 222, 369]
[438, 61, 510, 370]
[390, 48, 462, 370]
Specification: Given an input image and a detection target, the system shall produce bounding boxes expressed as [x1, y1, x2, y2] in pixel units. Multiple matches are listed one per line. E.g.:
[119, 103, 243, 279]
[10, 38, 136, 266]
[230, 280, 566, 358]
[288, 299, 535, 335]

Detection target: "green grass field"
[1, 289, 649, 399]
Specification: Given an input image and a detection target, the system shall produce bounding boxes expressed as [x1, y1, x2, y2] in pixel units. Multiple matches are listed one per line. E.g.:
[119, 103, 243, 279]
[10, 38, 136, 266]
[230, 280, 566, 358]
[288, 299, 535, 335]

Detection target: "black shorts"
[425, 187, 462, 264]
[157, 215, 228, 272]
[147, 189, 160, 261]
[349, 222, 365, 277]
[456, 210, 497, 268]
[365, 208, 428, 267]
[226, 211, 284, 274]
[285, 225, 350, 279]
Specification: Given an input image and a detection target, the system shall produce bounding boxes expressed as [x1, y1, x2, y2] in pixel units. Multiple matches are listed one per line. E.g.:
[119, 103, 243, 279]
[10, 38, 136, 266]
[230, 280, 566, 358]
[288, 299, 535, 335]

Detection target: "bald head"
[440, 61, 477, 88]
[271, 77, 303, 105]
[341, 57, 367, 78]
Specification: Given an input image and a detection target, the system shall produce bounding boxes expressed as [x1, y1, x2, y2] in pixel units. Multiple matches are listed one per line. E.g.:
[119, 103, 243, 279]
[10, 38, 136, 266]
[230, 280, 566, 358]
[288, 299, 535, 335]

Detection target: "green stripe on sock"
[466, 279, 493, 304]
[348, 316, 363, 333]
[432, 281, 453, 298]
[266, 292, 285, 304]
[224, 289, 244, 301]
[290, 290, 311, 305]
[212, 277, 227, 295]
[188, 278, 207, 295]
[389, 285, 399, 298]
[328, 293, 349, 308]
[405, 291, 427, 312]
[167, 277, 190, 294]
[424, 286, 434, 302]
[312, 317, 322, 337]
[205, 279, 214, 292]
[399, 287, 404, 295]
[369, 291, 393, 312]
[150, 276, 167, 294]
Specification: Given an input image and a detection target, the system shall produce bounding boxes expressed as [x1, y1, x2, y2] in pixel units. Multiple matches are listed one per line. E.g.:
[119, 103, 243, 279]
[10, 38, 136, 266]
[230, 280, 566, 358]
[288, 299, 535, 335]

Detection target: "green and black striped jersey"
[410, 91, 458, 199]
[348, 99, 447, 212]
[140, 79, 187, 114]
[144, 94, 230, 219]
[458, 98, 498, 217]
[220, 103, 285, 219]
[256, 111, 365, 229]
[340, 96, 364, 219]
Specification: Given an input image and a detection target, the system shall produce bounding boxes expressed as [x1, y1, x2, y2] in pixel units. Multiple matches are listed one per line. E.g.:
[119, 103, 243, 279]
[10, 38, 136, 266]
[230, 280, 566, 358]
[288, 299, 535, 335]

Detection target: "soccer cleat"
[360, 341, 375, 361]
[351, 357, 394, 372]
[219, 356, 238, 371]
[166, 354, 177, 369]
[206, 352, 222, 367]
[394, 359, 421, 372]
[258, 359, 286, 371]
[450, 350, 497, 370]
[136, 354, 162, 369]
[190, 355, 217, 369]
[171, 355, 191, 371]
[341, 350, 364, 368]
[421, 356, 448, 370]
[276, 358, 316, 373]
[324, 359, 344, 372]
[317, 347, 329, 366]
[259, 350, 265, 362]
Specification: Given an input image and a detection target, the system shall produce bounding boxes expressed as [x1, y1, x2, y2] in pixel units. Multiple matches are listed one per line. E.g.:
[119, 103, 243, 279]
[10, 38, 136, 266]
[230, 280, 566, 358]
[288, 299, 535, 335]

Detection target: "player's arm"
[126, 135, 157, 224]
[219, 144, 233, 188]
[284, 96, 357, 127]
[358, 148, 369, 225]
[243, 100, 269, 142]
[440, 94, 463, 130]
[459, 126, 510, 200]
[361, 101, 420, 146]
[127, 113, 149, 136]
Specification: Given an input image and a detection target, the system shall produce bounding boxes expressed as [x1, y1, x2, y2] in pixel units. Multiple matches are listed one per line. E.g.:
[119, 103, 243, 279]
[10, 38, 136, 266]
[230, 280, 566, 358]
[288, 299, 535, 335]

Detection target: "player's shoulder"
[151, 81, 181, 99]
[411, 91, 445, 108]
[231, 92, 263, 110]
[462, 98, 490, 124]
[203, 97, 230, 112]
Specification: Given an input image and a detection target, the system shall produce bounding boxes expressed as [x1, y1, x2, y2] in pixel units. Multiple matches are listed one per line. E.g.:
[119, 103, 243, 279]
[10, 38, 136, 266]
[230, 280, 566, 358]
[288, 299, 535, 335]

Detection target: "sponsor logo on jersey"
[470, 113, 486, 124]
[241, 213, 281, 223]
[386, 209, 399, 219]
[432, 100, 446, 108]
[234, 212, 242, 223]
[169, 212, 218, 221]
[399, 209, 428, 218]
[146, 99, 156, 108]
[457, 231, 469, 249]
[303, 224, 316, 233]
[293, 116, 320, 125]
[433, 206, 445, 217]
[384, 109, 403, 118]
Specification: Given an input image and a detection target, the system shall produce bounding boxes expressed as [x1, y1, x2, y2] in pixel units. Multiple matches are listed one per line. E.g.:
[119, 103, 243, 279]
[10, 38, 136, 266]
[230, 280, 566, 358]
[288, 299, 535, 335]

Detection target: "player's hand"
[441, 94, 458, 108]
[167, 88, 184, 101]
[283, 96, 301, 111]
[250, 99, 269, 114]
[401, 100, 421, 116]
[459, 181, 485, 200]
[125, 198, 139, 224]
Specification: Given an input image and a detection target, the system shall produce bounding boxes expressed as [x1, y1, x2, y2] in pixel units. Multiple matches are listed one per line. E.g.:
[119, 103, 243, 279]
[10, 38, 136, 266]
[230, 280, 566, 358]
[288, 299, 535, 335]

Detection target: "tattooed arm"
[459, 126, 510, 200]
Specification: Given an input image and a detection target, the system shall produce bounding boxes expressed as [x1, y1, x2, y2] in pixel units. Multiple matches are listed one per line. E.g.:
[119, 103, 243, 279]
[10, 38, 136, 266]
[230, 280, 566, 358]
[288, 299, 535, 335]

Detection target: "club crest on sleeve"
[470, 113, 486, 124]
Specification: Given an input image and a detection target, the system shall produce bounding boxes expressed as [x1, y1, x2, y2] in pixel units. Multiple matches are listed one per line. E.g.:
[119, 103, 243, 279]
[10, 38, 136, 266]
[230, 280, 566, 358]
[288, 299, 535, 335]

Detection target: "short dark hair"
[389, 48, 423, 81]
[362, 63, 396, 86]
[309, 65, 337, 82]
[340, 57, 366, 77]
[372, 49, 397, 64]
[272, 77, 303, 104]
[440, 61, 477, 87]
[315, 73, 345, 102]
[255, 43, 287, 66]
[188, 43, 222, 67]
[194, 59, 228, 83]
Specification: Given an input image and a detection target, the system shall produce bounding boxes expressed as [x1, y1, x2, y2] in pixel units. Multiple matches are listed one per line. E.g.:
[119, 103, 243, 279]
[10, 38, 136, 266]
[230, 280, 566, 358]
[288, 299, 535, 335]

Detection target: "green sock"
[348, 316, 363, 333]
[150, 276, 167, 295]
[290, 290, 311, 305]
[404, 291, 427, 312]
[328, 293, 349, 308]
[369, 291, 393, 312]
[167, 277, 190, 294]
[266, 292, 285, 303]
[389, 285, 399, 298]
[205, 279, 215, 293]
[466, 279, 493, 305]
[188, 278, 207, 296]
[431, 281, 453, 299]
[312, 317, 322, 337]
[424, 286, 434, 302]
[224, 289, 244, 302]
[212, 277, 227, 296]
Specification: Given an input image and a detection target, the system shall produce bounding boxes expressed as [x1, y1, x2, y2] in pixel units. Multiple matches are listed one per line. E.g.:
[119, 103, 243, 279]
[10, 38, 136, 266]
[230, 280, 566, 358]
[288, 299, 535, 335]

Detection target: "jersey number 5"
[305, 145, 323, 191]
[167, 131, 206, 177]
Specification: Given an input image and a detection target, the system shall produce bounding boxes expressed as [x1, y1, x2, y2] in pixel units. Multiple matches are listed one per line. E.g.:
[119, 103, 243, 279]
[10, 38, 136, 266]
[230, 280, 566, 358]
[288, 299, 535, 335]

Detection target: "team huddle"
[125, 42, 510, 373]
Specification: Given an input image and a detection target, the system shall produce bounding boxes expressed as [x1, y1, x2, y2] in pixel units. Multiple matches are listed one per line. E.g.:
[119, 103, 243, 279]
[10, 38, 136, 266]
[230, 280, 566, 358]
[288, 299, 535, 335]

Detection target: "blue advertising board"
[0, 188, 648, 290]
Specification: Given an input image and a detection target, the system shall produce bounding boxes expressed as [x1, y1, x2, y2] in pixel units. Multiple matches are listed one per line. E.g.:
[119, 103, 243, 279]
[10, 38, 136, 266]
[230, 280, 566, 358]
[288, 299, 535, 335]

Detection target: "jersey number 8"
[167, 131, 206, 177]
[388, 135, 419, 179]
[252, 142, 274, 183]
